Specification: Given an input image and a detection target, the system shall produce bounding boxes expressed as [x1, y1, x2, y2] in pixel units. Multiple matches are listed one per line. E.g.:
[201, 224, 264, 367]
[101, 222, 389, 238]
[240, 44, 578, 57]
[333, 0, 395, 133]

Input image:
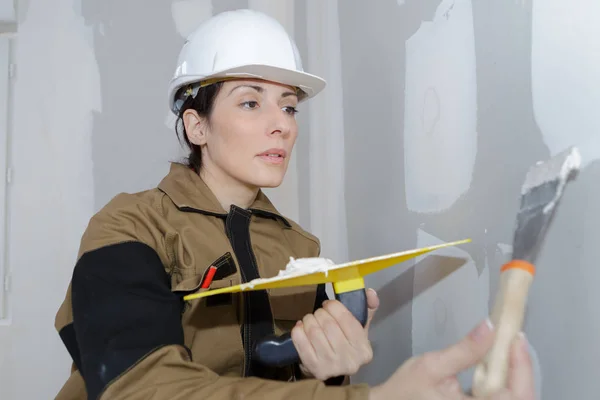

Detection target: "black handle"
[253, 288, 368, 367]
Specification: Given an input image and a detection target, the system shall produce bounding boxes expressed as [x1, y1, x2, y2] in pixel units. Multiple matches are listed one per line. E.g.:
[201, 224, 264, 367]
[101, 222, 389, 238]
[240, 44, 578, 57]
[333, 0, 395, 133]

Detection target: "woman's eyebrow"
[228, 84, 297, 99]
[228, 84, 263, 96]
[281, 91, 298, 99]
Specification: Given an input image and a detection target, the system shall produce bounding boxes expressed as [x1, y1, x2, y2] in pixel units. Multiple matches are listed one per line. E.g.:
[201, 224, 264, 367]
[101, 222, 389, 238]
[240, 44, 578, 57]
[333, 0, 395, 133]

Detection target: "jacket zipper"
[239, 265, 252, 377]
[183, 205, 276, 378]
[225, 209, 255, 377]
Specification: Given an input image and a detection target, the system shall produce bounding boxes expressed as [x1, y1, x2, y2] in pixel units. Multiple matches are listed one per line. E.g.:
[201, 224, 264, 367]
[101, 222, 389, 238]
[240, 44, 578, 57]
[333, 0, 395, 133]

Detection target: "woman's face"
[185, 78, 299, 190]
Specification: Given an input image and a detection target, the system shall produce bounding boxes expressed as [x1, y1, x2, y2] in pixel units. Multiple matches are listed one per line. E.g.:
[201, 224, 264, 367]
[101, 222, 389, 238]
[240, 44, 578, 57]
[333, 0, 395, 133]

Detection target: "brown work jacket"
[53, 162, 370, 400]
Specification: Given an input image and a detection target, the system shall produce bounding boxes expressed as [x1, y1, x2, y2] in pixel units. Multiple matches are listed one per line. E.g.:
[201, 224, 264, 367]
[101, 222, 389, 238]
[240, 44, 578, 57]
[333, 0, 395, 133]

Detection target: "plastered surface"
[411, 229, 489, 391]
[403, 0, 477, 214]
[1, 0, 100, 397]
[531, 0, 600, 169]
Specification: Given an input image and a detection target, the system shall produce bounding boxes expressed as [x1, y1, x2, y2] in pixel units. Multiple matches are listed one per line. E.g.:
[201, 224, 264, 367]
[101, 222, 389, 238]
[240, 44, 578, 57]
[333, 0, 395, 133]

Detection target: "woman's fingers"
[302, 312, 335, 356]
[369, 319, 537, 400]
[365, 288, 379, 332]
[293, 298, 375, 380]
[291, 320, 318, 367]
[322, 299, 373, 366]
[508, 333, 535, 400]
[426, 319, 495, 380]
[313, 307, 349, 354]
[322, 299, 366, 345]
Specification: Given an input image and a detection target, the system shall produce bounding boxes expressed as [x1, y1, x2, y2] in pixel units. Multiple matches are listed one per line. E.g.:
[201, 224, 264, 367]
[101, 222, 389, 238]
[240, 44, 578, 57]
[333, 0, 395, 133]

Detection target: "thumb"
[430, 319, 495, 379]
[507, 333, 535, 400]
[364, 288, 379, 332]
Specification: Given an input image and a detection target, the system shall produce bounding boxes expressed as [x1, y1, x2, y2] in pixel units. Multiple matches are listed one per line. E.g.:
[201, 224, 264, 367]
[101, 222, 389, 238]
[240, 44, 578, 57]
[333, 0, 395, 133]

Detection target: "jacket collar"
[158, 163, 290, 226]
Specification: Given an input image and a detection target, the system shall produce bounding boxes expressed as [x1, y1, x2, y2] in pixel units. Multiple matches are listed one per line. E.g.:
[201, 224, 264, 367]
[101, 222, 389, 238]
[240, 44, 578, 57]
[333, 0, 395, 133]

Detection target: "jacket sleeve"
[71, 239, 369, 400]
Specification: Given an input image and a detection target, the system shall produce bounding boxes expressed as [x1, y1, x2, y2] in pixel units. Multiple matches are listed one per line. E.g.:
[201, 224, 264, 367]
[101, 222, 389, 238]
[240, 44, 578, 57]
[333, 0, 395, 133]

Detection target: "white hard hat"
[168, 9, 326, 115]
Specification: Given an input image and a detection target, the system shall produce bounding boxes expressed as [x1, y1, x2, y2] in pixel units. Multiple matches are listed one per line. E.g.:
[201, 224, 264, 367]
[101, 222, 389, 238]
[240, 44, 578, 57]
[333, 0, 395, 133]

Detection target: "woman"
[54, 9, 534, 400]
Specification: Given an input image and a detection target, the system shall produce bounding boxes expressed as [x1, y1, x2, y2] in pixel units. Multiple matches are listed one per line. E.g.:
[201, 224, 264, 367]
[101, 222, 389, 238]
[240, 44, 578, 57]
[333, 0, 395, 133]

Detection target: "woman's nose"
[268, 109, 292, 136]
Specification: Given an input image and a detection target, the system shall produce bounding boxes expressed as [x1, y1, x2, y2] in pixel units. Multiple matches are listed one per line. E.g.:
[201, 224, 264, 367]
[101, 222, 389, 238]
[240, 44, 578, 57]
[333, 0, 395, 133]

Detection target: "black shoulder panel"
[71, 241, 185, 399]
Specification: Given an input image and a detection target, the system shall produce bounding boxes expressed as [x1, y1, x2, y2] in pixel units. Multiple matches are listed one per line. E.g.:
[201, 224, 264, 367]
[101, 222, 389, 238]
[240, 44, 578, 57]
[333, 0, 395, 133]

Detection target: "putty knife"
[184, 239, 471, 367]
[472, 146, 581, 396]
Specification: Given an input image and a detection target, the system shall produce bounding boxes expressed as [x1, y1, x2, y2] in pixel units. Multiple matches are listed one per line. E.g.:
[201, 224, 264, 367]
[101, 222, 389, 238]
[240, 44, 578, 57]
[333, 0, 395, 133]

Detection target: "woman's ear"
[183, 109, 208, 146]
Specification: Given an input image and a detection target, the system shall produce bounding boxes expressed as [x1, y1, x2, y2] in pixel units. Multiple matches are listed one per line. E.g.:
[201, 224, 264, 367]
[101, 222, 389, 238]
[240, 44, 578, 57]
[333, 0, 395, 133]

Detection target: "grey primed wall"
[82, 1, 185, 210]
[340, 1, 596, 399]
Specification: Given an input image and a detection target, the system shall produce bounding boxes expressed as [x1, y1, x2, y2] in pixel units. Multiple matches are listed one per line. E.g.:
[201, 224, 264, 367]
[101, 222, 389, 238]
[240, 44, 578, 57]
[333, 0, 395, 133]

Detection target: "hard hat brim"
[168, 64, 327, 115]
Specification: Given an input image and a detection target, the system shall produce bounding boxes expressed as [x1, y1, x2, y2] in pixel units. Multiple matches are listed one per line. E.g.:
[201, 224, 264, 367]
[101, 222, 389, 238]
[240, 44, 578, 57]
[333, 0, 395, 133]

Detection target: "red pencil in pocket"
[200, 266, 218, 289]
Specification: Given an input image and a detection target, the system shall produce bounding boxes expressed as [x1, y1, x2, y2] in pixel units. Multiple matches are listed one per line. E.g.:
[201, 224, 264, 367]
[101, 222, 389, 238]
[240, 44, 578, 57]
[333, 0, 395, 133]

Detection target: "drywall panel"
[305, 0, 349, 264]
[2, 0, 100, 397]
[403, 0, 477, 214]
[528, 3, 600, 397]
[0, 0, 15, 21]
[531, 0, 600, 168]
[412, 229, 489, 390]
[171, 0, 213, 39]
[0, 37, 9, 319]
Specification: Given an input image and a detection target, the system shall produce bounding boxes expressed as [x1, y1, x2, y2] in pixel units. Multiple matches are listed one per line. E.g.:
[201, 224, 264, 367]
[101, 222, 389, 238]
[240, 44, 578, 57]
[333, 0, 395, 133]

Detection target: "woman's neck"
[199, 165, 259, 212]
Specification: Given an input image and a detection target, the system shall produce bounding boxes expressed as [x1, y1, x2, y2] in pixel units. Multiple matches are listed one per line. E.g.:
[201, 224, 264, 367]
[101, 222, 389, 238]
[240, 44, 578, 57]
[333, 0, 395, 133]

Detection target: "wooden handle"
[471, 260, 535, 396]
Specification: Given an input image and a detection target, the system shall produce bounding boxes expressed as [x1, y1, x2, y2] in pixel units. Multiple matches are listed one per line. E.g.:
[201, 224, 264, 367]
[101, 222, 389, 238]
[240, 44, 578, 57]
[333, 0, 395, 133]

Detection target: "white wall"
[1, 0, 98, 397]
[0, 35, 11, 319]
[0, 0, 15, 21]
[0, 0, 183, 397]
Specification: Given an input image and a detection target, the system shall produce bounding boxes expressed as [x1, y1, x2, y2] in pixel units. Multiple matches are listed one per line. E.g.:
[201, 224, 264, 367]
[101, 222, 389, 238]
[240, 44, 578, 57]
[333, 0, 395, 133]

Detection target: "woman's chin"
[248, 175, 285, 189]
[243, 168, 287, 189]
[256, 179, 284, 189]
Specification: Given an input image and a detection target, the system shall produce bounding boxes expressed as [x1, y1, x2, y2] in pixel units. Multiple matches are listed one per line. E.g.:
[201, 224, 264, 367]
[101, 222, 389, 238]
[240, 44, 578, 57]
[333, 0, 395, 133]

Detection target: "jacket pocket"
[172, 254, 244, 375]
[204, 277, 240, 307]
[172, 252, 238, 302]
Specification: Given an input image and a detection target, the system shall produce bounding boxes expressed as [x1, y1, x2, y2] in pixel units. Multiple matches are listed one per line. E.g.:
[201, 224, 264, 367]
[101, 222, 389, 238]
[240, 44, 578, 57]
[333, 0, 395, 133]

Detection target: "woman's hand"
[291, 288, 379, 381]
[369, 319, 535, 400]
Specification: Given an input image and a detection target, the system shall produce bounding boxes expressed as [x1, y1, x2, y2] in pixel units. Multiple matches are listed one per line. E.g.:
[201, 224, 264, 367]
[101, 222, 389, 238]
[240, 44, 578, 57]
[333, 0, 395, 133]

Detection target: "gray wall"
[341, 1, 596, 399]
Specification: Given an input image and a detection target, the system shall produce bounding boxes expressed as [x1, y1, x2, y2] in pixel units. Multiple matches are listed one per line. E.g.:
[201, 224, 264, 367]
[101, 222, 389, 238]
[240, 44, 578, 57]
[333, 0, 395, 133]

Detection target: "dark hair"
[175, 81, 224, 173]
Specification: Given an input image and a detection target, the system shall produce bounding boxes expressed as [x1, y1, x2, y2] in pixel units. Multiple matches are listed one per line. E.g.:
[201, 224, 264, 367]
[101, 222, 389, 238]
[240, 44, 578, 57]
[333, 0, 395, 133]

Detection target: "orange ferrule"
[500, 260, 536, 276]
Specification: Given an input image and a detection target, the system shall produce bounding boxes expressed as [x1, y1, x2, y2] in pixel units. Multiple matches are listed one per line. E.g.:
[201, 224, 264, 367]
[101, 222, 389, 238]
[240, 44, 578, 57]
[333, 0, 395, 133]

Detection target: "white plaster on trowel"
[241, 257, 334, 289]
[532, 0, 600, 169]
[412, 229, 489, 390]
[403, 0, 477, 213]
[279, 257, 335, 277]
[4, 0, 100, 397]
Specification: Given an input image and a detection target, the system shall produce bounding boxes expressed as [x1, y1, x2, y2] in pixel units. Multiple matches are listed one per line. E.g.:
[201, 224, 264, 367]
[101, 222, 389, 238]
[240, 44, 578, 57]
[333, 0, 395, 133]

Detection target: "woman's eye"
[241, 101, 259, 109]
[283, 106, 298, 116]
